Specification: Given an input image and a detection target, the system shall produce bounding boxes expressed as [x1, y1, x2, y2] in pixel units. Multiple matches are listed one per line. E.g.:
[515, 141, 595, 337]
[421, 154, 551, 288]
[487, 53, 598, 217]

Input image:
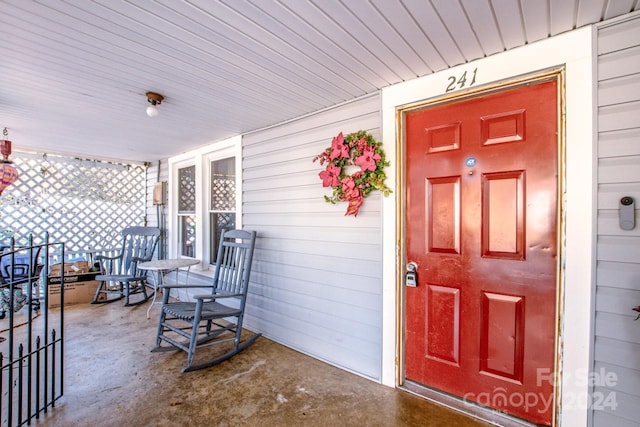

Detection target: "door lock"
[406, 262, 418, 287]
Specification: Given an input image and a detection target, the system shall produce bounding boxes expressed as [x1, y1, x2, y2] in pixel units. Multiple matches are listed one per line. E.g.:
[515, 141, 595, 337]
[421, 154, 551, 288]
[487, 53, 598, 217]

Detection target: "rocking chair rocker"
[152, 229, 259, 372]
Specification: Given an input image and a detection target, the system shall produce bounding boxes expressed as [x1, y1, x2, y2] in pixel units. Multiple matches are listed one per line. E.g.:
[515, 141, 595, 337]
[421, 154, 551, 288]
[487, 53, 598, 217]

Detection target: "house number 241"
[445, 68, 478, 92]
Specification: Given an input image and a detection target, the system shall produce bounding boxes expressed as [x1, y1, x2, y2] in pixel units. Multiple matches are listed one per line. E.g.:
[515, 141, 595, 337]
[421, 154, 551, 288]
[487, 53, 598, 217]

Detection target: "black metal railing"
[0, 234, 64, 426]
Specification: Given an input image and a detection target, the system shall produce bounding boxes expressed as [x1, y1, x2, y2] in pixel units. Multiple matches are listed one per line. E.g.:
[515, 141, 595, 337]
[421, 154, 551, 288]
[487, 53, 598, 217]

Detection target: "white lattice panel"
[0, 152, 146, 252]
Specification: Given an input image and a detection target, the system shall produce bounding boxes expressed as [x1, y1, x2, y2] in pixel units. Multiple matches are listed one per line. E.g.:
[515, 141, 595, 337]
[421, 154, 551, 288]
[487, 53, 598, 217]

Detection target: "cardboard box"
[46, 272, 100, 307]
[49, 261, 90, 275]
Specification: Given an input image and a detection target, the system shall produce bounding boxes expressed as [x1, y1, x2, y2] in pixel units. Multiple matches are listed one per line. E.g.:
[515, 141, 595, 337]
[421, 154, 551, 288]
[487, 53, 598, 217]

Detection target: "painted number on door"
[445, 68, 478, 92]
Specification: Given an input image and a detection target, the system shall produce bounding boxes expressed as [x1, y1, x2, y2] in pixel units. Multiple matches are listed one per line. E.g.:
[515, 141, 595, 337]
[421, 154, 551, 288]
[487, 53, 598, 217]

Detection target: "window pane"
[209, 157, 236, 264]
[210, 158, 235, 210]
[209, 212, 236, 264]
[178, 165, 196, 213]
[179, 215, 196, 257]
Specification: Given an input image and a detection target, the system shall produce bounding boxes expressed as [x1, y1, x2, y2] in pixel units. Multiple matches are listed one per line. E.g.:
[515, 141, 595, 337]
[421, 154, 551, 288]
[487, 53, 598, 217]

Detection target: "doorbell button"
[619, 196, 635, 230]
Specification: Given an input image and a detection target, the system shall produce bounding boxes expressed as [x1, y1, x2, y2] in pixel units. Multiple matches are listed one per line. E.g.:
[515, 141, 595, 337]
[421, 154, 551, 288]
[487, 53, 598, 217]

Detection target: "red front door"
[404, 78, 559, 425]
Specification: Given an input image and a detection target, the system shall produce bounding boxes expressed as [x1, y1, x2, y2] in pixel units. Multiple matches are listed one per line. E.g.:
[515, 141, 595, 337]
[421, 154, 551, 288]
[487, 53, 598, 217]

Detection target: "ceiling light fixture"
[0, 127, 19, 195]
[146, 92, 164, 118]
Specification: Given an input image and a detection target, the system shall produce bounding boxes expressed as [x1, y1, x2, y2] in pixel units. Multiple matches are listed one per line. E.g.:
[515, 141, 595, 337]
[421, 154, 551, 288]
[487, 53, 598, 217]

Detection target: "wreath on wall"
[313, 130, 391, 216]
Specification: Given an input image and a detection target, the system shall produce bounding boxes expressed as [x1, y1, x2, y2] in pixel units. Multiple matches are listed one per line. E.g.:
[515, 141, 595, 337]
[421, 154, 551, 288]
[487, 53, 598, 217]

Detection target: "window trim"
[168, 135, 242, 276]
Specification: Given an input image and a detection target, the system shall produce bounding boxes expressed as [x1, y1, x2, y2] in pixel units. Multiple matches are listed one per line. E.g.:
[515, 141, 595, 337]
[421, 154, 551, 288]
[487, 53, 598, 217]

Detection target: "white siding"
[593, 14, 640, 427]
[242, 94, 384, 380]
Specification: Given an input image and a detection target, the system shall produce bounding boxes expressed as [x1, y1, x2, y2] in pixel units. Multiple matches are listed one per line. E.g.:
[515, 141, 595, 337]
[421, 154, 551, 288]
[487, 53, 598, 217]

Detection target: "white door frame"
[380, 26, 596, 426]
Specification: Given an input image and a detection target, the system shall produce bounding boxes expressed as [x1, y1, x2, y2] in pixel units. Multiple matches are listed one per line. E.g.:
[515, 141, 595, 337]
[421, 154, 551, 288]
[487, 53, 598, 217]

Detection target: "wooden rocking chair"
[152, 229, 259, 372]
[92, 226, 160, 306]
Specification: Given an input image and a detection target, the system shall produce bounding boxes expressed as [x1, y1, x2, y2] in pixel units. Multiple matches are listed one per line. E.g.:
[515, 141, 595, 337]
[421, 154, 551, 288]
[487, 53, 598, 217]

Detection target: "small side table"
[138, 258, 200, 318]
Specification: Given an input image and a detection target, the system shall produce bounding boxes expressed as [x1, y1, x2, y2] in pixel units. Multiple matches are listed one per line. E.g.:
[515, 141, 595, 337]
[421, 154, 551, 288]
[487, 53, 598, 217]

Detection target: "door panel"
[428, 177, 460, 253]
[426, 284, 460, 365]
[480, 292, 525, 381]
[482, 171, 524, 258]
[404, 79, 558, 426]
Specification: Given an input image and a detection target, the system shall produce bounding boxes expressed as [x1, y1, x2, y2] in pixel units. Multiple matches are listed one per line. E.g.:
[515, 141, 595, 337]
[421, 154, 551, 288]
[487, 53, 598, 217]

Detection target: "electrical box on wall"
[153, 181, 166, 206]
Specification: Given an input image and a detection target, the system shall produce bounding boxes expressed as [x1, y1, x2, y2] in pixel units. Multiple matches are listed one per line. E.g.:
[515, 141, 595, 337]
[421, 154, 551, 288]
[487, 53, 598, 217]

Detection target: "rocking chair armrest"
[193, 292, 242, 300]
[131, 256, 153, 263]
[157, 283, 211, 291]
[95, 254, 122, 261]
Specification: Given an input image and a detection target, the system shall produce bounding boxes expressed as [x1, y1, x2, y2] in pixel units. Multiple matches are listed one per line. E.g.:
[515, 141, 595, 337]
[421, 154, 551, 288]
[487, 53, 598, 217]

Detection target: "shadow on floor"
[28, 301, 494, 427]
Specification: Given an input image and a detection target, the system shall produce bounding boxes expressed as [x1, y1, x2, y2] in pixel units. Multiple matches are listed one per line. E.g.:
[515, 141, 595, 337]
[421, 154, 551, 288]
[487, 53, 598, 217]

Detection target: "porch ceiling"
[1, 0, 637, 163]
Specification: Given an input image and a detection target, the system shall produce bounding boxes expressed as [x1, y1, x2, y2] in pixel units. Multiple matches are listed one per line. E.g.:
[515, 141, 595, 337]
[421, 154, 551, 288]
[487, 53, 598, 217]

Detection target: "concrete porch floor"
[27, 301, 494, 427]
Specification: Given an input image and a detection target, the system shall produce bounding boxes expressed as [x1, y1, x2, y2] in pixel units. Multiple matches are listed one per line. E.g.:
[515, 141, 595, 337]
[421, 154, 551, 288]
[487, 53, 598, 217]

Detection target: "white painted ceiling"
[1, 0, 638, 163]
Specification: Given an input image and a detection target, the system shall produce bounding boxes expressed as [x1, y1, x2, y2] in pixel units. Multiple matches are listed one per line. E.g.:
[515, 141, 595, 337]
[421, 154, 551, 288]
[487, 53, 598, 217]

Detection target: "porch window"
[168, 136, 242, 271]
[209, 157, 236, 264]
[177, 165, 196, 258]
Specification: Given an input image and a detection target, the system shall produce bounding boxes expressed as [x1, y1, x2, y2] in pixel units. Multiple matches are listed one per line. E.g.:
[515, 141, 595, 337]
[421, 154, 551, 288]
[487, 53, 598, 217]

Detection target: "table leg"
[146, 269, 165, 319]
[179, 266, 193, 301]
[145, 264, 195, 318]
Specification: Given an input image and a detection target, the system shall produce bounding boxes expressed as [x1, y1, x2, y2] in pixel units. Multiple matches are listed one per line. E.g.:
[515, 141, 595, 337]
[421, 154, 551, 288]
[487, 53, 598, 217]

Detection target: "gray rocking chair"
[152, 229, 259, 372]
[92, 226, 160, 306]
